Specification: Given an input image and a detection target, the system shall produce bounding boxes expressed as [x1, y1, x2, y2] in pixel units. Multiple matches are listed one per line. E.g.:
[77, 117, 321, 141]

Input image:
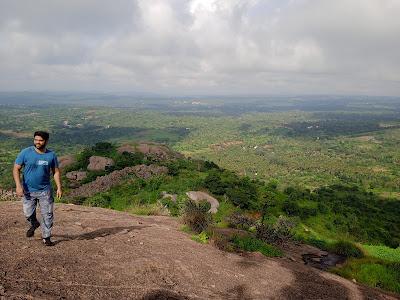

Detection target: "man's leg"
[22, 192, 40, 237]
[38, 189, 54, 240]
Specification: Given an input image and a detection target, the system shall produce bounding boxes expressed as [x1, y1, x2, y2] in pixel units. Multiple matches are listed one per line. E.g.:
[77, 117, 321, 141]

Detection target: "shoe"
[26, 222, 40, 238]
[43, 237, 55, 246]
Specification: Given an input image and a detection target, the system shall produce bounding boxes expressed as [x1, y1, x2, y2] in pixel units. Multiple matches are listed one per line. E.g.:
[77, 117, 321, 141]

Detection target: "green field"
[1, 96, 400, 195]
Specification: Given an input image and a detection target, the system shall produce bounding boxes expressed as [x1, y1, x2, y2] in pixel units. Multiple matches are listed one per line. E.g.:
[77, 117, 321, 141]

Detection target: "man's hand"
[13, 163, 24, 197]
[16, 186, 24, 197]
[56, 188, 62, 199]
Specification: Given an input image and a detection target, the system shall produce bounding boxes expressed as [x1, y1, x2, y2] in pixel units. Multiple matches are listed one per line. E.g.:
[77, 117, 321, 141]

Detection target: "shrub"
[256, 215, 295, 246]
[113, 151, 144, 170]
[256, 223, 276, 244]
[203, 170, 226, 195]
[304, 237, 329, 250]
[211, 231, 235, 252]
[160, 198, 182, 217]
[330, 240, 364, 258]
[282, 200, 300, 216]
[182, 200, 212, 233]
[227, 212, 256, 230]
[202, 160, 220, 171]
[226, 186, 257, 210]
[85, 194, 112, 208]
[92, 142, 116, 156]
[191, 231, 209, 244]
[231, 235, 283, 257]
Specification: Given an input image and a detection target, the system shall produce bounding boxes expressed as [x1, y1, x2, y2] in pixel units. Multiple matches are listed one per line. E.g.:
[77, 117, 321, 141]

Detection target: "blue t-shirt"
[15, 146, 59, 192]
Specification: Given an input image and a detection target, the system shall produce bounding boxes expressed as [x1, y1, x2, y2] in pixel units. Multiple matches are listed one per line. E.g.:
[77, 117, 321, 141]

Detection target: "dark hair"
[34, 131, 50, 141]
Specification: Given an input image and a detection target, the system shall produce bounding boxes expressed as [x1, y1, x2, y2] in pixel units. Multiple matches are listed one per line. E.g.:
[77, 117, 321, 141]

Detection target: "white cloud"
[0, 0, 399, 95]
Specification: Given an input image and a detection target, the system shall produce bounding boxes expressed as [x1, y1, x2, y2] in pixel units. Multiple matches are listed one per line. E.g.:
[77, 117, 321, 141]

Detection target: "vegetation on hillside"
[1, 97, 400, 294]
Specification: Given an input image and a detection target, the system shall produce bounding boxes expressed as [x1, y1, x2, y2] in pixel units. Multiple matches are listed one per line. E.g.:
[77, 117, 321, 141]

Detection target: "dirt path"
[0, 201, 397, 300]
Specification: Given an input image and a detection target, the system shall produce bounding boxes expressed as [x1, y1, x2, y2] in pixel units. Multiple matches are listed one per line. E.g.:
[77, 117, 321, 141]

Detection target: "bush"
[330, 240, 364, 258]
[113, 151, 144, 170]
[211, 231, 235, 252]
[256, 223, 276, 244]
[85, 194, 112, 208]
[227, 212, 256, 230]
[202, 160, 220, 171]
[191, 231, 209, 244]
[256, 215, 295, 246]
[282, 200, 300, 216]
[161, 198, 182, 217]
[304, 237, 329, 250]
[92, 142, 116, 156]
[274, 216, 296, 243]
[203, 170, 226, 195]
[231, 235, 283, 257]
[182, 200, 212, 233]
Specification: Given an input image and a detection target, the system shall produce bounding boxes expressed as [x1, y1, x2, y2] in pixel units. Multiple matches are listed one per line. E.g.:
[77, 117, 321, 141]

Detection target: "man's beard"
[35, 144, 46, 151]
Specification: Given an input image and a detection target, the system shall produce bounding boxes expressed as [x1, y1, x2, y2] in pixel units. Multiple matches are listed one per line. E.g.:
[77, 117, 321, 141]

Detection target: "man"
[13, 131, 62, 246]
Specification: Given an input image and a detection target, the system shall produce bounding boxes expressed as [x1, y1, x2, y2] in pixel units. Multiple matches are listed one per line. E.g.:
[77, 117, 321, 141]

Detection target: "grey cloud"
[0, 0, 399, 95]
[0, 0, 138, 36]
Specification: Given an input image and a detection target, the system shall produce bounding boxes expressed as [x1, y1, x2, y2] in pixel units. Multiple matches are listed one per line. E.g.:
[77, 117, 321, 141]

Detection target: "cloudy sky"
[0, 0, 399, 96]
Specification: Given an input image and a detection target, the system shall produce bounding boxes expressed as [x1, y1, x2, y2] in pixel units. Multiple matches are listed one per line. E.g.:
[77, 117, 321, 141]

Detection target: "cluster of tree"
[201, 165, 399, 248]
[140, 151, 400, 247]
[281, 120, 385, 138]
[282, 185, 400, 248]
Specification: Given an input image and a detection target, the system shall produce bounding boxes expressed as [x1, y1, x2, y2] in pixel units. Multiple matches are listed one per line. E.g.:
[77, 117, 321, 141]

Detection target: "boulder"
[161, 191, 178, 202]
[66, 171, 87, 181]
[68, 164, 168, 198]
[186, 191, 220, 214]
[58, 155, 76, 170]
[87, 156, 114, 171]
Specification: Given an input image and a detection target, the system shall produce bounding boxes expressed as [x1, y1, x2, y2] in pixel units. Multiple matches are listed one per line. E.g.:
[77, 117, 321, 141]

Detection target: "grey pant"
[22, 189, 54, 238]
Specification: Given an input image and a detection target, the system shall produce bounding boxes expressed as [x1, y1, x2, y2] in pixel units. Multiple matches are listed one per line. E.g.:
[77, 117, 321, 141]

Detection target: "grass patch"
[180, 225, 192, 233]
[213, 200, 238, 224]
[127, 203, 168, 216]
[231, 235, 283, 257]
[191, 231, 209, 244]
[333, 258, 400, 294]
[362, 245, 400, 263]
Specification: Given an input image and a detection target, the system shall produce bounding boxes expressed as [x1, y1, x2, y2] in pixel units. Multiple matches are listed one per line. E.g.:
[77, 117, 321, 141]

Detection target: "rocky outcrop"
[66, 171, 87, 181]
[68, 164, 168, 198]
[117, 144, 136, 154]
[186, 191, 220, 214]
[2, 201, 388, 300]
[87, 156, 114, 171]
[58, 155, 76, 170]
[117, 142, 183, 161]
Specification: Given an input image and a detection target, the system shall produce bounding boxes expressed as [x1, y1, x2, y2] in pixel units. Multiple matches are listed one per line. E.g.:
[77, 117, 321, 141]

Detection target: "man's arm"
[13, 164, 24, 197]
[52, 167, 62, 199]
